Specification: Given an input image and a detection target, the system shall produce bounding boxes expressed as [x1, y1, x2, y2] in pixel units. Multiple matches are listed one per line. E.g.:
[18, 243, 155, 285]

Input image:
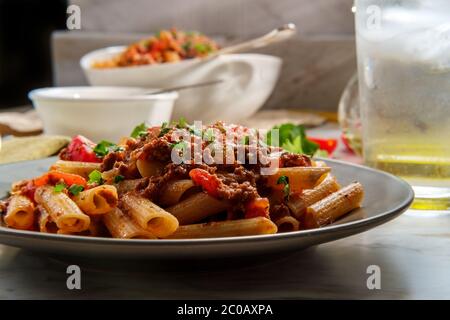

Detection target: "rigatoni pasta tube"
[166, 192, 230, 225]
[304, 182, 364, 229]
[115, 178, 145, 195]
[4, 195, 35, 230]
[267, 167, 331, 193]
[136, 159, 164, 177]
[159, 179, 197, 207]
[37, 205, 58, 233]
[287, 174, 341, 219]
[165, 217, 277, 239]
[34, 185, 90, 232]
[121, 193, 178, 237]
[50, 160, 101, 179]
[274, 216, 300, 233]
[57, 217, 104, 236]
[73, 185, 118, 215]
[103, 207, 156, 239]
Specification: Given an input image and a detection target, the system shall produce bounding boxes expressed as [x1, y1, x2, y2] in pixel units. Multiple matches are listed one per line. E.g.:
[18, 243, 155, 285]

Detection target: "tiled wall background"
[53, 0, 356, 111]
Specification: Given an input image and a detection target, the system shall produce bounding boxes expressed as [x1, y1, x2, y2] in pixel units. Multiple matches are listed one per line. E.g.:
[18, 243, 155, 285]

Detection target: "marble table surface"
[1, 118, 448, 299]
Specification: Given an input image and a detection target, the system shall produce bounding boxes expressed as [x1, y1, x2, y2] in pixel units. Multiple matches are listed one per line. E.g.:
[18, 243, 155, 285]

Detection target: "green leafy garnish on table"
[266, 123, 320, 157]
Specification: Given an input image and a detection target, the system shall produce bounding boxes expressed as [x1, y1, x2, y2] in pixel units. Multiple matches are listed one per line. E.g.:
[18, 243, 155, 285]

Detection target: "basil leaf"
[88, 170, 103, 185]
[68, 184, 84, 196]
[53, 183, 66, 193]
[131, 123, 149, 138]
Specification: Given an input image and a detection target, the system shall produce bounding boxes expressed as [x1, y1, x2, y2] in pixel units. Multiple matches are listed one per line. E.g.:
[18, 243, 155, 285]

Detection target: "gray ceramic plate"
[0, 157, 413, 259]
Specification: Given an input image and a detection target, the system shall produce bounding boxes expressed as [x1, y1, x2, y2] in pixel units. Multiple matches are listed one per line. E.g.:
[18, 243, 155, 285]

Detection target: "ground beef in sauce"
[279, 153, 311, 168]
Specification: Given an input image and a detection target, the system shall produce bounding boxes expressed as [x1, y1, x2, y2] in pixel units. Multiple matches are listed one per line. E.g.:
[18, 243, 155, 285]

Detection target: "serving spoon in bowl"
[208, 23, 297, 57]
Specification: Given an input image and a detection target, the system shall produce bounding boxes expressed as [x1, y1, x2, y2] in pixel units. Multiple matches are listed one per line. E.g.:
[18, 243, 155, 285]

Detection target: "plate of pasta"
[0, 120, 413, 258]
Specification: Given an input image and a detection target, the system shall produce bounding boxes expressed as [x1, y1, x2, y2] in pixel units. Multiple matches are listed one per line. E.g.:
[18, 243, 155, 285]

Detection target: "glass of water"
[354, 0, 450, 211]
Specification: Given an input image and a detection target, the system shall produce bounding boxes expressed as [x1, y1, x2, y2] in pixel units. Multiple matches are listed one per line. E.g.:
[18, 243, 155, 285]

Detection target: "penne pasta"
[165, 217, 277, 239]
[166, 192, 231, 225]
[115, 178, 146, 195]
[121, 193, 179, 237]
[159, 179, 198, 207]
[304, 182, 364, 229]
[50, 160, 101, 179]
[57, 217, 105, 236]
[274, 215, 300, 233]
[73, 185, 118, 215]
[34, 185, 90, 232]
[4, 194, 35, 230]
[287, 174, 341, 219]
[103, 207, 156, 239]
[37, 205, 58, 233]
[267, 167, 331, 193]
[136, 159, 165, 177]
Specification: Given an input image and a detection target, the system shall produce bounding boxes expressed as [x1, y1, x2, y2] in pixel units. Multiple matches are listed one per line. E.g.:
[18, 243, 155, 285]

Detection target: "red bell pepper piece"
[307, 137, 338, 155]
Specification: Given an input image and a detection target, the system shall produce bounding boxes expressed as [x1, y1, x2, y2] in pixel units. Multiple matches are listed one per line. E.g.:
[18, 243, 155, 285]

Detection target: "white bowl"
[81, 46, 282, 123]
[29, 87, 178, 142]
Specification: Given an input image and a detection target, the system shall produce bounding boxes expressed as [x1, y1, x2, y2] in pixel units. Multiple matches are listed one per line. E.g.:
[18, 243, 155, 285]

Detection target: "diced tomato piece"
[307, 137, 338, 155]
[61, 135, 102, 163]
[189, 168, 220, 198]
[245, 197, 270, 219]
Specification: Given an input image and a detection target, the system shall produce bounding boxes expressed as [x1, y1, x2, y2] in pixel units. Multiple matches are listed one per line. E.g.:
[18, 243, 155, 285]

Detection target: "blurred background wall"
[0, 0, 356, 112]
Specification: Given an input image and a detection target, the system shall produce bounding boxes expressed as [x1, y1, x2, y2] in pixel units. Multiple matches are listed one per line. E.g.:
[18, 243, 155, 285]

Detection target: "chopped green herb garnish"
[172, 140, 188, 151]
[88, 170, 103, 185]
[131, 122, 149, 138]
[176, 117, 188, 129]
[114, 175, 125, 183]
[182, 41, 192, 52]
[93, 140, 123, 157]
[158, 122, 171, 137]
[241, 135, 250, 146]
[194, 43, 211, 53]
[53, 183, 66, 193]
[68, 184, 84, 196]
[203, 128, 215, 143]
[276, 175, 290, 200]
